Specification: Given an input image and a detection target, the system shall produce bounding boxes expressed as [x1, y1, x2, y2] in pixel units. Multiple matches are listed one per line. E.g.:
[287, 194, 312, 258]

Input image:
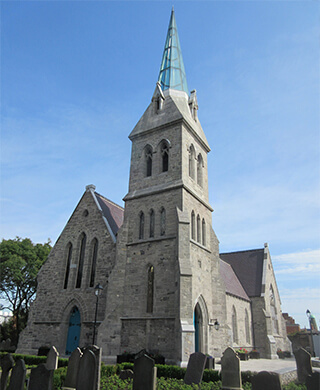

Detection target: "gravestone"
[119, 369, 134, 380]
[0, 353, 14, 390]
[133, 354, 157, 390]
[184, 352, 207, 385]
[28, 363, 54, 390]
[306, 371, 320, 390]
[76, 349, 97, 390]
[252, 371, 282, 390]
[7, 359, 26, 390]
[294, 347, 313, 383]
[86, 345, 102, 390]
[45, 346, 59, 370]
[221, 347, 242, 390]
[62, 347, 82, 390]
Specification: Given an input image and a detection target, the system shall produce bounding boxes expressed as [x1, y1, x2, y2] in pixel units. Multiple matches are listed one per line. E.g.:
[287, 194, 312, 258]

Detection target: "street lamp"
[214, 320, 220, 331]
[92, 283, 103, 345]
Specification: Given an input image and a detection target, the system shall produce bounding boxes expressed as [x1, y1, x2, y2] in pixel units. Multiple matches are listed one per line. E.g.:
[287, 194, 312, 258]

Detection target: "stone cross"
[7, 359, 26, 390]
[294, 347, 313, 384]
[221, 347, 242, 390]
[0, 353, 14, 390]
[133, 354, 157, 390]
[252, 371, 282, 390]
[45, 346, 59, 370]
[28, 363, 54, 390]
[184, 352, 207, 385]
[62, 347, 82, 390]
[76, 349, 97, 390]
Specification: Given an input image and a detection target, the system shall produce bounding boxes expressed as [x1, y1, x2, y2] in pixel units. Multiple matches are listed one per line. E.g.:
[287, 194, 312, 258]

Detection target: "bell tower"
[101, 8, 228, 366]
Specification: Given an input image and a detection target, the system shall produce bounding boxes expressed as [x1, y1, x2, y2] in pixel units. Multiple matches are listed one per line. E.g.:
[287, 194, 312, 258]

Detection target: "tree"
[0, 237, 51, 345]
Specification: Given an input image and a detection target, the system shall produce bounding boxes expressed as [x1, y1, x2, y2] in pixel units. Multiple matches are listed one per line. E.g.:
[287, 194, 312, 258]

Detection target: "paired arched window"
[197, 154, 203, 187]
[189, 145, 196, 179]
[202, 219, 206, 246]
[147, 265, 154, 313]
[139, 212, 145, 239]
[161, 142, 169, 172]
[232, 306, 238, 343]
[64, 243, 73, 289]
[149, 209, 155, 238]
[245, 309, 251, 344]
[76, 233, 86, 288]
[89, 239, 98, 288]
[160, 207, 166, 236]
[191, 211, 195, 240]
[145, 146, 153, 177]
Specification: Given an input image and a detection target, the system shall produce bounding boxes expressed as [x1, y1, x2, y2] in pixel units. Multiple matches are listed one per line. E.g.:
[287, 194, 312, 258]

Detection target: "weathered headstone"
[62, 347, 82, 390]
[76, 349, 97, 390]
[45, 346, 59, 370]
[7, 359, 26, 390]
[119, 369, 134, 380]
[133, 354, 157, 390]
[252, 371, 282, 390]
[306, 371, 320, 390]
[184, 352, 207, 385]
[86, 345, 102, 390]
[28, 363, 54, 390]
[221, 347, 242, 390]
[0, 353, 14, 390]
[294, 347, 313, 383]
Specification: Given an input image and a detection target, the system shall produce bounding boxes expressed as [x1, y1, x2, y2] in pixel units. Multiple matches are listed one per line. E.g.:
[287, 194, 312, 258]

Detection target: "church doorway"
[65, 306, 81, 355]
[194, 303, 203, 352]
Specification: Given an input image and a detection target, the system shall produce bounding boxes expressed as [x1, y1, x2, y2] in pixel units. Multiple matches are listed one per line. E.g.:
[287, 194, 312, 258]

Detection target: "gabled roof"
[220, 259, 250, 302]
[220, 248, 265, 297]
[94, 192, 124, 237]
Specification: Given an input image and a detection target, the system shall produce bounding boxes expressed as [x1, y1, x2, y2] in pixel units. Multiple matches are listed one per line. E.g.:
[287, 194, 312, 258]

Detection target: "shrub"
[0, 352, 68, 368]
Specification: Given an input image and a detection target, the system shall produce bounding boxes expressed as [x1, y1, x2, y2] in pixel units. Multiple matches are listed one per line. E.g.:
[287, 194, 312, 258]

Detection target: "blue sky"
[1, 1, 319, 329]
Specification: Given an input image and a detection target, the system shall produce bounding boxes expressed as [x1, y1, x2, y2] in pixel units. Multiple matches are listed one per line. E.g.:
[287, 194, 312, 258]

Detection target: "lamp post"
[92, 283, 103, 346]
[214, 320, 220, 331]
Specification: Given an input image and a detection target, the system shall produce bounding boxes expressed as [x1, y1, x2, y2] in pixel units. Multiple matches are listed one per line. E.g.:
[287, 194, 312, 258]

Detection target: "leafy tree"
[0, 237, 51, 345]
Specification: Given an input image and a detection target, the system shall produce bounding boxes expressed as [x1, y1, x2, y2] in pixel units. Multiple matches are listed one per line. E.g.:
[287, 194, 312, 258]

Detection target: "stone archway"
[194, 295, 209, 354]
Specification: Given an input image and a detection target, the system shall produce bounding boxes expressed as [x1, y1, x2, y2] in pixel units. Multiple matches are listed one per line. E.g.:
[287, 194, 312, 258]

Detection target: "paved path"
[215, 358, 297, 373]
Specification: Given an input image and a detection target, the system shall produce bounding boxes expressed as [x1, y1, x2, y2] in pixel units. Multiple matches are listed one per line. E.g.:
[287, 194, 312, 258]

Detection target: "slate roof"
[220, 249, 265, 298]
[220, 259, 250, 302]
[95, 192, 124, 237]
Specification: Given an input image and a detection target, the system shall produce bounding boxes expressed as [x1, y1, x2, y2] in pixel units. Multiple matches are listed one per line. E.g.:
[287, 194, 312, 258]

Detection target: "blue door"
[66, 307, 81, 355]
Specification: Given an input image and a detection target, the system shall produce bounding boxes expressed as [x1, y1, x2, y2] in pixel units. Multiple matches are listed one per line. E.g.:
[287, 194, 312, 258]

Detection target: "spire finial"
[157, 9, 188, 94]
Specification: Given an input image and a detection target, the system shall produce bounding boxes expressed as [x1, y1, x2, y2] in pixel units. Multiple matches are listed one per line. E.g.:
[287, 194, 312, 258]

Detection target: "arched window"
[189, 145, 196, 179]
[197, 154, 203, 187]
[145, 146, 153, 177]
[245, 309, 251, 344]
[191, 211, 195, 240]
[149, 209, 155, 238]
[89, 238, 98, 288]
[160, 207, 166, 236]
[197, 214, 201, 243]
[202, 219, 206, 246]
[270, 285, 279, 334]
[232, 306, 238, 344]
[76, 233, 86, 288]
[64, 243, 73, 289]
[147, 265, 154, 313]
[161, 142, 169, 172]
[139, 212, 145, 239]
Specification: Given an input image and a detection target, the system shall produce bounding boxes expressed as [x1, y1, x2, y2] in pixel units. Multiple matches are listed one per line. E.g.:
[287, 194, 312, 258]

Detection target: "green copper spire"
[158, 8, 189, 94]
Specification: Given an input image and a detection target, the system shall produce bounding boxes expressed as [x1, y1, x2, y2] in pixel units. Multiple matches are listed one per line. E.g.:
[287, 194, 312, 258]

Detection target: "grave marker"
[0, 353, 14, 390]
[221, 347, 242, 390]
[133, 354, 157, 390]
[45, 346, 59, 370]
[294, 347, 313, 384]
[62, 347, 82, 390]
[252, 371, 282, 390]
[184, 352, 207, 385]
[76, 349, 97, 390]
[7, 359, 26, 390]
[28, 363, 53, 390]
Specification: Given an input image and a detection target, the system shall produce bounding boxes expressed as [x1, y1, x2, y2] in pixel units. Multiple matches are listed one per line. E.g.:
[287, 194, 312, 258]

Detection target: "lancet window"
[145, 146, 153, 177]
[161, 142, 169, 172]
[245, 309, 251, 344]
[139, 212, 145, 240]
[197, 214, 201, 243]
[76, 233, 86, 289]
[202, 219, 206, 246]
[149, 209, 155, 238]
[160, 207, 166, 236]
[89, 238, 98, 288]
[147, 265, 154, 313]
[189, 145, 196, 179]
[197, 154, 203, 187]
[64, 242, 73, 289]
[232, 306, 238, 343]
[191, 211, 195, 240]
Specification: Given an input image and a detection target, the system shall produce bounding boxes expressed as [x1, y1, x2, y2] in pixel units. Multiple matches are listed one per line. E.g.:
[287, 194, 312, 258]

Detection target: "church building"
[17, 9, 290, 366]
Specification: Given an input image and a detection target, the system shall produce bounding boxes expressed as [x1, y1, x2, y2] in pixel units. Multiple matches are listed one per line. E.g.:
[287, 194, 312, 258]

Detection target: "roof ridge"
[94, 192, 124, 211]
[220, 248, 264, 255]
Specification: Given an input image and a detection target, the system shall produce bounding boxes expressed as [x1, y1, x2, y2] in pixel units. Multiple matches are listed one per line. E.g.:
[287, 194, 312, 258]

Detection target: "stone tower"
[98, 9, 228, 366]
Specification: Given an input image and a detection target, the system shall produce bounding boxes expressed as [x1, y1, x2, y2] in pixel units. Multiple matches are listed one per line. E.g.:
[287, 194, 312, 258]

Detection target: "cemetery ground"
[1, 350, 316, 390]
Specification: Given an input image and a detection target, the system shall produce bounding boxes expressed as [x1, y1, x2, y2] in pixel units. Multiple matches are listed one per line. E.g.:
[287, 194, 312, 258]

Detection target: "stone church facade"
[17, 9, 290, 365]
